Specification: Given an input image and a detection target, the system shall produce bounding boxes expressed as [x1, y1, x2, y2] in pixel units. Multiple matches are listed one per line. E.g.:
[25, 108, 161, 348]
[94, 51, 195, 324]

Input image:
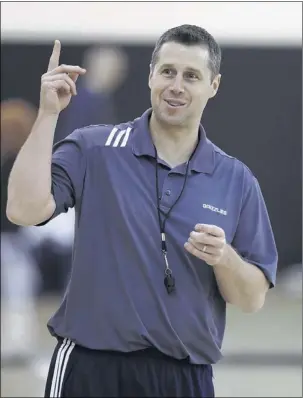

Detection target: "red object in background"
[1, 98, 37, 159]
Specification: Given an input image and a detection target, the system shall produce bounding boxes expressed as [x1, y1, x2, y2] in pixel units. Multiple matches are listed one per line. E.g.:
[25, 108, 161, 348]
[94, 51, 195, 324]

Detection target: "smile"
[164, 99, 186, 108]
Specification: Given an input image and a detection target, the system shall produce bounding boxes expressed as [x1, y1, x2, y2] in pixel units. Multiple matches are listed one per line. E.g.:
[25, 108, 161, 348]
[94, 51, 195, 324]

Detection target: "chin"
[157, 109, 187, 127]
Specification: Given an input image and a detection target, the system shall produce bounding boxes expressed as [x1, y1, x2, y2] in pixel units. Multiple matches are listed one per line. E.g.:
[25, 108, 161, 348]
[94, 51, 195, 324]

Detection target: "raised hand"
[40, 40, 86, 114]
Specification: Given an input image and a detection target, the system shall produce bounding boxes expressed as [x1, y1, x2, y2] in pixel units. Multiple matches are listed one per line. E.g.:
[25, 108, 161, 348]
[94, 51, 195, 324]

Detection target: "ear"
[209, 74, 221, 99]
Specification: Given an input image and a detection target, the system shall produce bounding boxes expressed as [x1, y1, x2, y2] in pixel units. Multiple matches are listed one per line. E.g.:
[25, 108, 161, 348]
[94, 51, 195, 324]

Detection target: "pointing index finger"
[47, 40, 61, 72]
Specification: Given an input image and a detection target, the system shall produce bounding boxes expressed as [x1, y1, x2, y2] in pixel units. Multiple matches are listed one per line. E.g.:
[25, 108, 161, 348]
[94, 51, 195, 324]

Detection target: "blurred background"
[1, 2, 302, 397]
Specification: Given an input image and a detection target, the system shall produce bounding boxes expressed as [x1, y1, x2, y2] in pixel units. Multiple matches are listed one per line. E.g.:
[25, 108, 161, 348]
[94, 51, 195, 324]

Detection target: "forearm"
[213, 245, 269, 312]
[7, 111, 58, 224]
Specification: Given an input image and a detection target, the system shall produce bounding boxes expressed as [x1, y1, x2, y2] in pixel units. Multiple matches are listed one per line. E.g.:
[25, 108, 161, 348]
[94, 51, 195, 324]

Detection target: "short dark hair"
[151, 24, 221, 80]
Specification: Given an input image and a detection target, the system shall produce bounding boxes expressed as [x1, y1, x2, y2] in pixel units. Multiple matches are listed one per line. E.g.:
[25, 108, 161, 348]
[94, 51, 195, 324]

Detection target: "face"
[149, 42, 221, 128]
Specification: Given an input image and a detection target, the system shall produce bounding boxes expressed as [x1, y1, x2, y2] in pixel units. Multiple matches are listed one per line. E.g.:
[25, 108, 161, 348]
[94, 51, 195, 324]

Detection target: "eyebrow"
[160, 64, 202, 76]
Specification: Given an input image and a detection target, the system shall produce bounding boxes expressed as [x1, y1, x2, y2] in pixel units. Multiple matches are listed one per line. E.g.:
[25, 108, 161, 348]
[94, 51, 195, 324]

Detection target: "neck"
[149, 112, 199, 168]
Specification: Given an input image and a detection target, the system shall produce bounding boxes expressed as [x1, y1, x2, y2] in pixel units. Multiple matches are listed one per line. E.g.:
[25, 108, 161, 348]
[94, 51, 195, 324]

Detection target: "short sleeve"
[37, 129, 86, 225]
[232, 171, 278, 288]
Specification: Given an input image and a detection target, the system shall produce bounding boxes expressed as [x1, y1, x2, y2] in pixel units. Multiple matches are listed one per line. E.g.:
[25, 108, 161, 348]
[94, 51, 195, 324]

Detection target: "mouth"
[164, 99, 186, 108]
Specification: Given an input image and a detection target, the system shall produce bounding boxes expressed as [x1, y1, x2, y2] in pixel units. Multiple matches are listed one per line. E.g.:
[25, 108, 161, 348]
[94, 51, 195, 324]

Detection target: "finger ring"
[202, 245, 207, 253]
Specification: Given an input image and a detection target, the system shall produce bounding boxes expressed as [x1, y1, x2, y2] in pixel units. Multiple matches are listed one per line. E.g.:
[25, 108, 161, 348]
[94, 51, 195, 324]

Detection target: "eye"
[185, 71, 199, 80]
[162, 68, 174, 77]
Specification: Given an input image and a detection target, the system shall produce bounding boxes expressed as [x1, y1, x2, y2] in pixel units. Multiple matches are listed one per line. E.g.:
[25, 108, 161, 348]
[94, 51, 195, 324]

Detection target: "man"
[7, 25, 277, 397]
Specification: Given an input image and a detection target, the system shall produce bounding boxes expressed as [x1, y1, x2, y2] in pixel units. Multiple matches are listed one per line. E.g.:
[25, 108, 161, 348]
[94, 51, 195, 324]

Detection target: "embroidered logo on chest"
[203, 203, 227, 216]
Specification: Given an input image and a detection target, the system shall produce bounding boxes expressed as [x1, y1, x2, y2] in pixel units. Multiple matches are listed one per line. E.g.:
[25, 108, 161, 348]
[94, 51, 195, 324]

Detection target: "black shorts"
[45, 337, 215, 397]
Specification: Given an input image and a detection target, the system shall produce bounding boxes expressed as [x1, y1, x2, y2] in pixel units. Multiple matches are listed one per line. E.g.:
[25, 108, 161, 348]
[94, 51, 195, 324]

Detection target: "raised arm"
[7, 40, 86, 226]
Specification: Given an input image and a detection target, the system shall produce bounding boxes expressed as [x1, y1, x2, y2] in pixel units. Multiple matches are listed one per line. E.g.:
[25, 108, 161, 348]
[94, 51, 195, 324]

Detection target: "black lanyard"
[154, 149, 191, 294]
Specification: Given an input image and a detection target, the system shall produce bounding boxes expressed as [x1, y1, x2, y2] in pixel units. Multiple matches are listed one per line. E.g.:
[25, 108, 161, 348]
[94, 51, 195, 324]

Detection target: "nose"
[169, 75, 184, 95]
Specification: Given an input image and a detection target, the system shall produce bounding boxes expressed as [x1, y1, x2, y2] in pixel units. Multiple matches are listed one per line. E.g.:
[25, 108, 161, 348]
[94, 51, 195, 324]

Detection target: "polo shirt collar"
[132, 108, 215, 174]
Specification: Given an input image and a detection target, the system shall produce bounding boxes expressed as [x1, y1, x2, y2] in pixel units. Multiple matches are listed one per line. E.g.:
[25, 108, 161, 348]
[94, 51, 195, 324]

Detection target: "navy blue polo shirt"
[41, 109, 277, 364]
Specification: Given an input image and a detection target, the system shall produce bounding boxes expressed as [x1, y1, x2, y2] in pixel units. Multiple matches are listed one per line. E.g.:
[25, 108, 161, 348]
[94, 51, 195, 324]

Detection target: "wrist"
[38, 108, 60, 119]
[214, 244, 234, 269]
